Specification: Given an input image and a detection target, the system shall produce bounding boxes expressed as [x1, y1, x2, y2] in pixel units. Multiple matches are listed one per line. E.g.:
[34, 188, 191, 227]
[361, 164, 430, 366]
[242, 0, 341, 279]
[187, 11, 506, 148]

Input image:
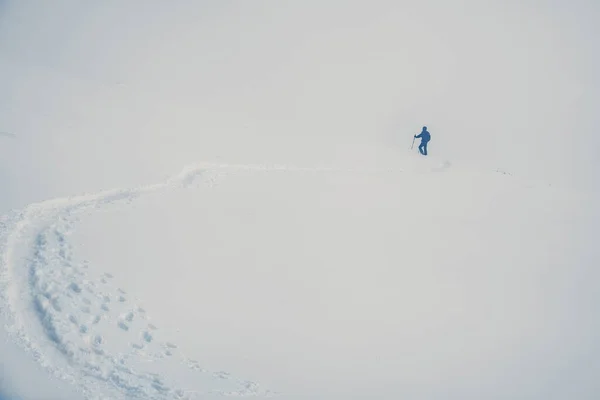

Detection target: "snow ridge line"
[1, 161, 400, 399]
[172, 162, 404, 186]
[178, 161, 402, 173]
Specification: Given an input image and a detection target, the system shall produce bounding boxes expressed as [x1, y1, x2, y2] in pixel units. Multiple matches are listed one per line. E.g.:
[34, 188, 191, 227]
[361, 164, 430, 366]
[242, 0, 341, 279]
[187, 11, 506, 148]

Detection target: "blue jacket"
[416, 130, 431, 143]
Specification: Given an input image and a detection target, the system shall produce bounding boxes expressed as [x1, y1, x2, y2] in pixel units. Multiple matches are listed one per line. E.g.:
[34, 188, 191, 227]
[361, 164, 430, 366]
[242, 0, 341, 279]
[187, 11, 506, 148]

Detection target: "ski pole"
[411, 136, 415, 150]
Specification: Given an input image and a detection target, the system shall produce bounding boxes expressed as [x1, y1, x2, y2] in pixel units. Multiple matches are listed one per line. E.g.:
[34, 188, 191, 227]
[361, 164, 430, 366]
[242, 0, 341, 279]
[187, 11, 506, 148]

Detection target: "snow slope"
[0, 164, 275, 399]
[2, 154, 599, 399]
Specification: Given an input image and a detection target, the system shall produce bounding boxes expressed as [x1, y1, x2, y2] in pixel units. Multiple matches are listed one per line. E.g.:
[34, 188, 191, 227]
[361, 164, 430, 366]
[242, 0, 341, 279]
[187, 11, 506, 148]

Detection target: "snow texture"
[3, 157, 598, 399]
[0, 164, 285, 400]
[0, 160, 452, 399]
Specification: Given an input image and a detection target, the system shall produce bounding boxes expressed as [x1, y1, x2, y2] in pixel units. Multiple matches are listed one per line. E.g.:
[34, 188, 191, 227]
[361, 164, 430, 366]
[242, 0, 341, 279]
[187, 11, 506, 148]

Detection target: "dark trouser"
[418, 141, 428, 155]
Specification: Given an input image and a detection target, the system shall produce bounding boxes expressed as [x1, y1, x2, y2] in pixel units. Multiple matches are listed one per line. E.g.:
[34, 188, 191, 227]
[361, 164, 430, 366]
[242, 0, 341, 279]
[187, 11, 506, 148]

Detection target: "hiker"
[414, 126, 431, 155]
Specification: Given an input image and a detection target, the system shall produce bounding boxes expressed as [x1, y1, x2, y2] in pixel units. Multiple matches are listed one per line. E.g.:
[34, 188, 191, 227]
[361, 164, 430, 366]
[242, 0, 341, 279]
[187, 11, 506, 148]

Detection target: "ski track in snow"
[0, 161, 452, 399]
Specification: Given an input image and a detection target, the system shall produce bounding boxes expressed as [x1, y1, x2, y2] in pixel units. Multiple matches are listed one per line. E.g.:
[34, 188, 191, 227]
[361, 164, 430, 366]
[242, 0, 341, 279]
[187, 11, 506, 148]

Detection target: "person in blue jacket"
[415, 126, 431, 155]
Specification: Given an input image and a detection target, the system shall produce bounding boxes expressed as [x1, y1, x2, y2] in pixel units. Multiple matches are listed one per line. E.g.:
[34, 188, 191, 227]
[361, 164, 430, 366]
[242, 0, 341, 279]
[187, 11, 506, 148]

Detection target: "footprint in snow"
[142, 331, 153, 343]
[187, 359, 205, 372]
[93, 348, 104, 356]
[69, 282, 82, 293]
[121, 311, 135, 323]
[214, 371, 231, 380]
[101, 273, 114, 284]
[159, 343, 177, 356]
[50, 298, 62, 312]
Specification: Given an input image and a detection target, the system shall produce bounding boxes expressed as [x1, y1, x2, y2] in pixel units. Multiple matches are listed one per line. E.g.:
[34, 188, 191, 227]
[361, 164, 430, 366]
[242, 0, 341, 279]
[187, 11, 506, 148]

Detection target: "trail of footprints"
[74, 270, 171, 359]
[11, 168, 283, 397]
[27, 214, 263, 398]
[11, 161, 438, 397]
[45, 222, 166, 360]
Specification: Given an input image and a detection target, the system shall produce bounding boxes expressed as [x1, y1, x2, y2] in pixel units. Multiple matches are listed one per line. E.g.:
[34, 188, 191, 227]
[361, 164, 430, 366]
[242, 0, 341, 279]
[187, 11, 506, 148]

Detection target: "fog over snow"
[1, 1, 599, 400]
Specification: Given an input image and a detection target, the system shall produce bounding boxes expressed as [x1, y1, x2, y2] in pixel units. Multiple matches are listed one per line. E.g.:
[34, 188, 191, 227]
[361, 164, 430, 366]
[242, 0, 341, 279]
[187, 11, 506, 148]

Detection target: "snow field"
[1, 158, 598, 399]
